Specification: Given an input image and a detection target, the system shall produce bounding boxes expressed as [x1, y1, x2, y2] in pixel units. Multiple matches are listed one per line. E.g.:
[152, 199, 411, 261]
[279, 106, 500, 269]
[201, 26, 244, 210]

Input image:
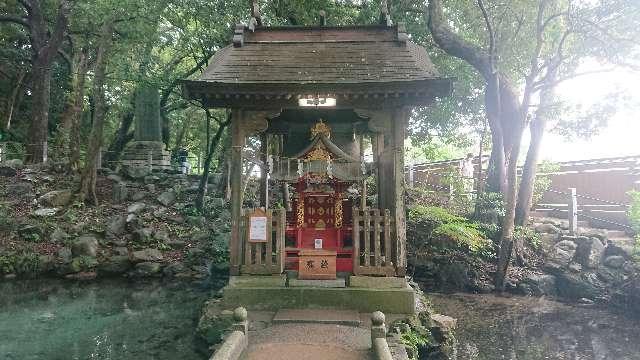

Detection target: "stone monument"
[120, 84, 171, 171]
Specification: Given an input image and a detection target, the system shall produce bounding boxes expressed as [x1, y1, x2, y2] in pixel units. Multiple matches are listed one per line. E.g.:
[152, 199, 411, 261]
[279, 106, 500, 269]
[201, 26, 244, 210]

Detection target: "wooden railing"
[240, 208, 286, 275]
[352, 208, 395, 276]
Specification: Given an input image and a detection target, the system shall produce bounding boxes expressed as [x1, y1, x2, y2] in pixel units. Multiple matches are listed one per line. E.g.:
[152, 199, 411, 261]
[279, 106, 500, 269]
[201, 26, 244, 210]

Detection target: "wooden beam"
[391, 107, 408, 276]
[229, 110, 245, 275]
[259, 133, 269, 208]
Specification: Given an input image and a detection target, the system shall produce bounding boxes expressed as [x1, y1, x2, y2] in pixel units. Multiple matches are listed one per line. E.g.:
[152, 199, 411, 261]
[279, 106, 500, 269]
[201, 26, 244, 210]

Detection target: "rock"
[145, 184, 156, 192]
[604, 241, 633, 259]
[131, 191, 146, 201]
[113, 247, 129, 256]
[123, 165, 151, 179]
[127, 202, 146, 214]
[49, 228, 69, 243]
[57, 247, 72, 264]
[574, 237, 604, 269]
[112, 182, 128, 203]
[166, 239, 186, 249]
[38, 189, 72, 207]
[577, 297, 595, 305]
[131, 248, 163, 262]
[144, 175, 161, 184]
[132, 228, 153, 244]
[106, 215, 127, 237]
[545, 240, 577, 270]
[132, 262, 162, 277]
[7, 182, 33, 198]
[522, 274, 557, 296]
[157, 190, 177, 207]
[3, 158, 23, 168]
[38, 255, 54, 273]
[596, 266, 625, 285]
[535, 223, 562, 234]
[33, 208, 59, 217]
[568, 262, 582, 272]
[0, 166, 18, 177]
[580, 228, 607, 242]
[65, 271, 97, 281]
[69, 256, 99, 272]
[603, 255, 625, 269]
[430, 314, 457, 331]
[97, 256, 132, 276]
[71, 235, 99, 257]
[539, 233, 559, 244]
[154, 230, 169, 243]
[107, 174, 123, 182]
[555, 271, 605, 300]
[163, 262, 186, 277]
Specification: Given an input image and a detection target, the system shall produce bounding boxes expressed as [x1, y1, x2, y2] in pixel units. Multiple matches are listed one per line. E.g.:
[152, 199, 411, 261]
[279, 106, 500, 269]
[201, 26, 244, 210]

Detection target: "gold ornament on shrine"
[334, 195, 343, 228]
[310, 119, 331, 139]
[305, 143, 331, 161]
[296, 197, 305, 228]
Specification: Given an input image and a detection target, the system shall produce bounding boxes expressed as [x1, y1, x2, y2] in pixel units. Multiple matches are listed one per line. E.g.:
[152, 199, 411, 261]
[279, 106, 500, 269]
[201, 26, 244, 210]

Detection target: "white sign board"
[314, 238, 323, 249]
[249, 216, 268, 242]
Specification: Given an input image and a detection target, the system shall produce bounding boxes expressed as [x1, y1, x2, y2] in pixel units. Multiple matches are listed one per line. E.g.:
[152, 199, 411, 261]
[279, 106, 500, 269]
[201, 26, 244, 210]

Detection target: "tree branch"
[427, 0, 492, 79]
[0, 15, 29, 28]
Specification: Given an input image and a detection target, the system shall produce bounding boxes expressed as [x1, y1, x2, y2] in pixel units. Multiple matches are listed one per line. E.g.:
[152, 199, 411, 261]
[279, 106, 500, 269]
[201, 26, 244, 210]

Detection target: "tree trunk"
[195, 112, 230, 212]
[3, 69, 26, 132]
[494, 126, 525, 290]
[57, 49, 88, 168]
[104, 109, 135, 168]
[78, 21, 113, 204]
[23, 0, 71, 164]
[515, 87, 555, 226]
[26, 61, 52, 163]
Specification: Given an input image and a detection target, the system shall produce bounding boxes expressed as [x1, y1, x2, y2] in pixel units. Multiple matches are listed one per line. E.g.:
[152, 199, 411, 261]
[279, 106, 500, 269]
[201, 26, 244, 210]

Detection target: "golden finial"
[310, 119, 331, 139]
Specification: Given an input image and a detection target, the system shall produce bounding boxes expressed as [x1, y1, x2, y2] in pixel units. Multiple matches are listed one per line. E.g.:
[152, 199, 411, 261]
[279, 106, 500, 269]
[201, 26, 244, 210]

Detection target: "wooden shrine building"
[183, 8, 451, 290]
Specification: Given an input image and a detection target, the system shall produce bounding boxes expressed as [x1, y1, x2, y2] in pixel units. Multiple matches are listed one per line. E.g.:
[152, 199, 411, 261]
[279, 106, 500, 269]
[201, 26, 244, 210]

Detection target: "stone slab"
[349, 276, 407, 289]
[229, 275, 286, 288]
[222, 284, 416, 314]
[273, 309, 360, 326]
[289, 278, 346, 288]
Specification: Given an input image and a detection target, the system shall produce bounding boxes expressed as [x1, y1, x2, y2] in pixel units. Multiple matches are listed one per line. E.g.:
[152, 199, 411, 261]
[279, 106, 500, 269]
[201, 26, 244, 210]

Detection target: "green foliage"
[0, 252, 40, 276]
[532, 161, 560, 206]
[408, 205, 492, 256]
[473, 192, 505, 225]
[0, 203, 12, 231]
[514, 226, 542, 250]
[628, 191, 640, 233]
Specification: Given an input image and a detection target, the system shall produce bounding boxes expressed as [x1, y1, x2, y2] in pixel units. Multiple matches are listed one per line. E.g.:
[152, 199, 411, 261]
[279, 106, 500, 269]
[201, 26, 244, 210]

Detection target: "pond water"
[0, 279, 213, 360]
[430, 293, 640, 360]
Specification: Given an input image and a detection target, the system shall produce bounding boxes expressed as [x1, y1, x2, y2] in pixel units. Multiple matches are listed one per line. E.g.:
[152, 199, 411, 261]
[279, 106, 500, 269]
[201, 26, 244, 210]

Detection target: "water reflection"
[430, 293, 640, 360]
[0, 279, 211, 360]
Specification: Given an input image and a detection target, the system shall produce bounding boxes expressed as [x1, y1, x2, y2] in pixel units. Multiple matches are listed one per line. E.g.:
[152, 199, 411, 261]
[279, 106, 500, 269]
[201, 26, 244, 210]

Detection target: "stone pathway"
[240, 322, 373, 360]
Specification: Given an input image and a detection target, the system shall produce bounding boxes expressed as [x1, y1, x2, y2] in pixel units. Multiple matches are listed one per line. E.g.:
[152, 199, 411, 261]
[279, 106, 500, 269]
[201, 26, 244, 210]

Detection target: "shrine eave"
[182, 78, 453, 109]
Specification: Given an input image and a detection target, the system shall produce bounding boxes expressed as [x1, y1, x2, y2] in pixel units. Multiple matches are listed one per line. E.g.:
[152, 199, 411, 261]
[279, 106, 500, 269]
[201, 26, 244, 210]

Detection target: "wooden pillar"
[259, 133, 269, 208]
[390, 108, 407, 276]
[371, 132, 384, 209]
[229, 110, 245, 275]
[568, 187, 578, 235]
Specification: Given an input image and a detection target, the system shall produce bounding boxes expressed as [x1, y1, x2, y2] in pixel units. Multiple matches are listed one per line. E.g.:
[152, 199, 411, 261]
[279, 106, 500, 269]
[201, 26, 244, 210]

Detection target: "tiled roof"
[196, 25, 442, 85]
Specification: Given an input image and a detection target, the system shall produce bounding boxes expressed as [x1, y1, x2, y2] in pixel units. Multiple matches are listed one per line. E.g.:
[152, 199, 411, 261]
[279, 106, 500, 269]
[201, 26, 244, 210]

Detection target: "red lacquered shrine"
[183, 5, 452, 278]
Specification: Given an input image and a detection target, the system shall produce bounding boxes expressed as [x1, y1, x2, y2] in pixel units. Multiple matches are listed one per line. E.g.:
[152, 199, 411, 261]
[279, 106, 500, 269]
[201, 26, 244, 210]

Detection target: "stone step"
[289, 278, 346, 288]
[272, 309, 361, 326]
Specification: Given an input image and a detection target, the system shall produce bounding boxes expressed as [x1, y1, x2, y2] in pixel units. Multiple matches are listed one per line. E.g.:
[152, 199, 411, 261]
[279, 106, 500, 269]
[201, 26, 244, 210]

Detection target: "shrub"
[408, 205, 492, 256]
[532, 161, 560, 206]
[473, 191, 505, 225]
[629, 190, 640, 233]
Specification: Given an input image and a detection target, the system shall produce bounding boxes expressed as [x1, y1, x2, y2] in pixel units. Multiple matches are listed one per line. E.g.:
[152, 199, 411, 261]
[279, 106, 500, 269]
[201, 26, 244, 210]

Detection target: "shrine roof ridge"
[183, 22, 453, 107]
